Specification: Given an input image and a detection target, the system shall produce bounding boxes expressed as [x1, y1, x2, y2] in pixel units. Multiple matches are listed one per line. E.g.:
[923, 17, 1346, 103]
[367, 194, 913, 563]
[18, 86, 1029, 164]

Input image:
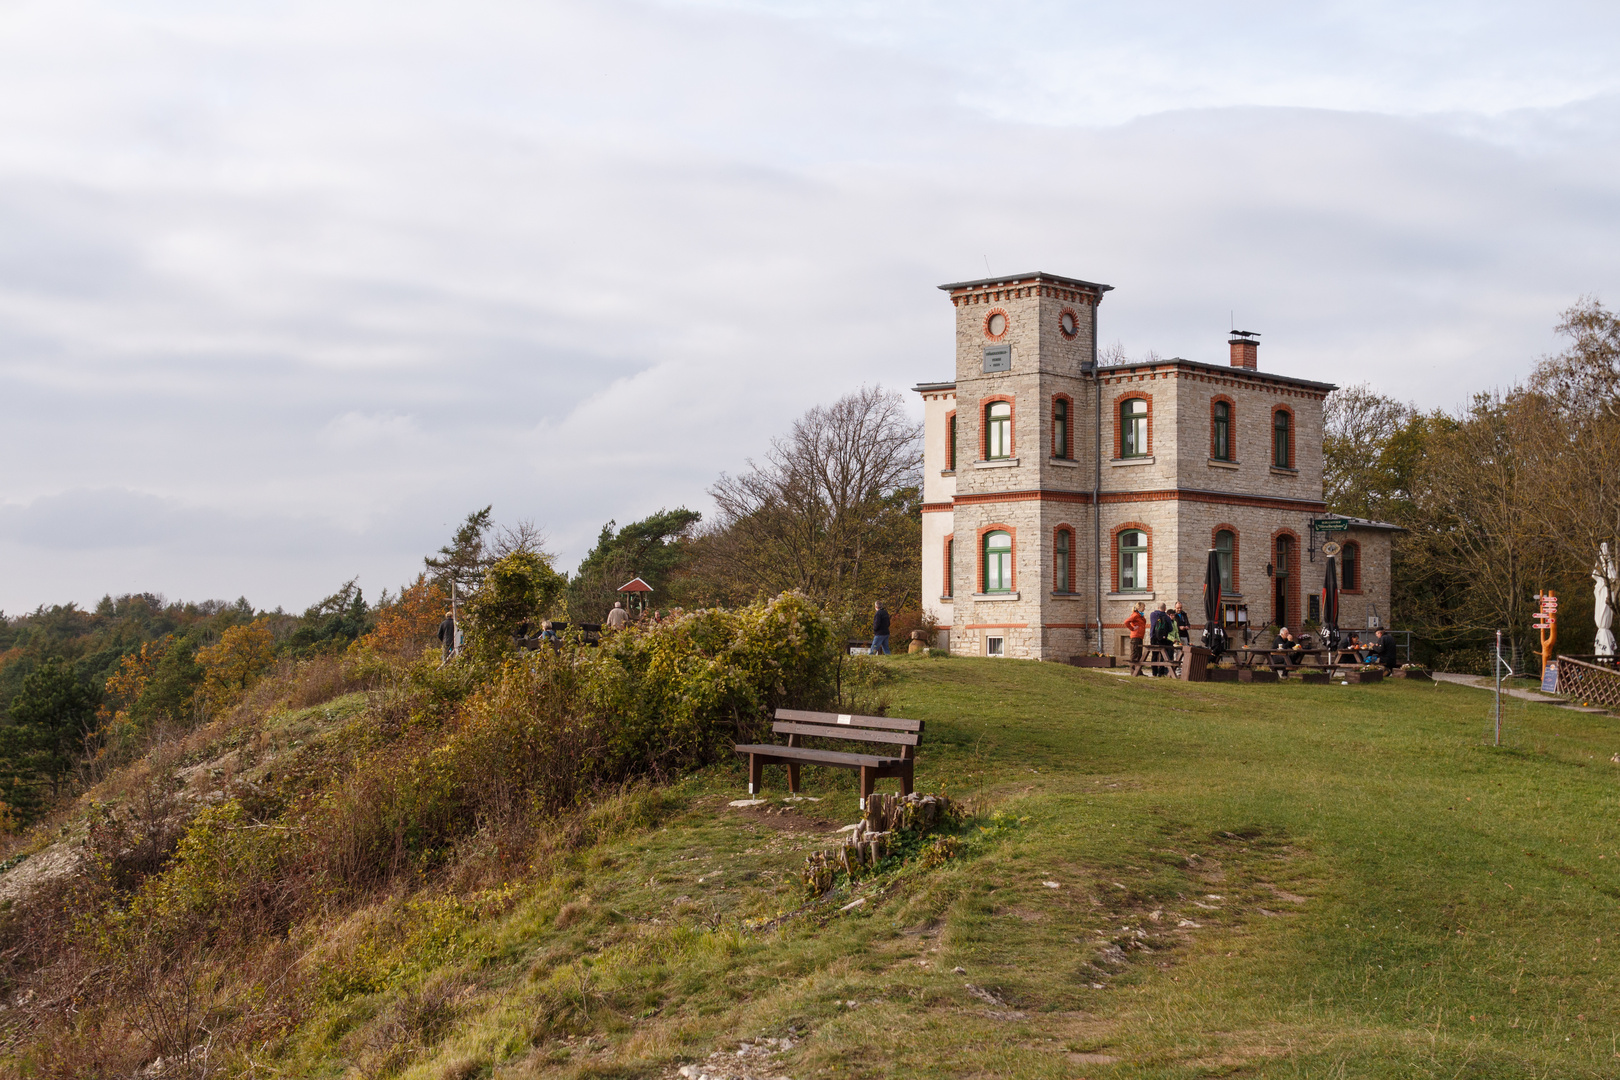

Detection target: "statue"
[1597, 543, 1617, 658]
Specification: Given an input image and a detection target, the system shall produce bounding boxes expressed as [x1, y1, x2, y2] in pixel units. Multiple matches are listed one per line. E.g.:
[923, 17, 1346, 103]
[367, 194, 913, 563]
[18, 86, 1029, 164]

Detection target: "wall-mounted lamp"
[1265, 562, 1274, 577]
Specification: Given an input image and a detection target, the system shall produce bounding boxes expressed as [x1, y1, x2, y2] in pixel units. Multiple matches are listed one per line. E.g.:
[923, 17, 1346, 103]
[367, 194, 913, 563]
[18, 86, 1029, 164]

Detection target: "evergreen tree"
[0, 659, 102, 814]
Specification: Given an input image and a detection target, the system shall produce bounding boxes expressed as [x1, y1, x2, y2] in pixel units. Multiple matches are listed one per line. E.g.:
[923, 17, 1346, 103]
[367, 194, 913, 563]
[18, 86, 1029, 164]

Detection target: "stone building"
[915, 271, 1397, 660]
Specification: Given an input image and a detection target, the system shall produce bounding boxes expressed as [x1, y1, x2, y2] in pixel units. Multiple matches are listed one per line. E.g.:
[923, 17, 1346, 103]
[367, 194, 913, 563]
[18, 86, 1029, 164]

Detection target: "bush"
[463, 552, 566, 660]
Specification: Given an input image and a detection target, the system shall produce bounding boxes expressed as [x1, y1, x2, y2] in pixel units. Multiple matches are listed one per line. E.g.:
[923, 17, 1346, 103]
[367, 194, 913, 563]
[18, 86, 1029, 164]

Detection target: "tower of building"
[937, 272, 1112, 658]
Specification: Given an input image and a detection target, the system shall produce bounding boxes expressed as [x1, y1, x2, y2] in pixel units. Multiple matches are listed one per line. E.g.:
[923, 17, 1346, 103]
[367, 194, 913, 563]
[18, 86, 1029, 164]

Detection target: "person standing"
[437, 610, 456, 662]
[605, 601, 630, 630]
[1125, 602, 1148, 675]
[871, 602, 892, 655]
[1173, 601, 1192, 642]
[1149, 603, 1173, 676]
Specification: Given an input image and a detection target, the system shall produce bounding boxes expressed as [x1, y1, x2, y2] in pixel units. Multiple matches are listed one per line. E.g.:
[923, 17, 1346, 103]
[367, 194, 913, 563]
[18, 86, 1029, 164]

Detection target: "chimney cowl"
[1228, 330, 1260, 370]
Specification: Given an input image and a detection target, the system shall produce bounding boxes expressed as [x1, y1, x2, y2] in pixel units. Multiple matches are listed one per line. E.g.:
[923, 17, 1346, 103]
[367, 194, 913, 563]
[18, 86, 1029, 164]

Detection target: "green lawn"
[280, 657, 1620, 1079]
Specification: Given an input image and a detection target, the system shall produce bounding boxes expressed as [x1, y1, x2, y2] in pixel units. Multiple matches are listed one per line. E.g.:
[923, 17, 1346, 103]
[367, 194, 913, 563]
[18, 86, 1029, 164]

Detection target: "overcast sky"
[3, 0, 1619, 614]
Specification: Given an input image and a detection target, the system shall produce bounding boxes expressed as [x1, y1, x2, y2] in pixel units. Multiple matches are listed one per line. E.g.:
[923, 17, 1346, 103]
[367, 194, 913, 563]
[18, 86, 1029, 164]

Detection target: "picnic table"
[1127, 643, 1211, 680]
[1226, 647, 1366, 676]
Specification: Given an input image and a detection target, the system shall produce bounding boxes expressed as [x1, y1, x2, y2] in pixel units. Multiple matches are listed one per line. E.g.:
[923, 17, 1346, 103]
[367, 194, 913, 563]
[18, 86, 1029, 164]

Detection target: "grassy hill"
[5, 651, 1620, 1078]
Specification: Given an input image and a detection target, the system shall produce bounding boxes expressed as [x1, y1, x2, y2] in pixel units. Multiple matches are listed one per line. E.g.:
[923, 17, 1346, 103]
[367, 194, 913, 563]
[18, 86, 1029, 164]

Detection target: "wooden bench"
[734, 708, 923, 807]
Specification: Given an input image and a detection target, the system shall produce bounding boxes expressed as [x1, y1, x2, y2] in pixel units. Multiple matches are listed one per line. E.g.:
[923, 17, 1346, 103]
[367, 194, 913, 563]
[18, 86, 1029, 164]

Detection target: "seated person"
[1273, 626, 1306, 666]
[1344, 633, 1366, 662]
[1370, 627, 1398, 669]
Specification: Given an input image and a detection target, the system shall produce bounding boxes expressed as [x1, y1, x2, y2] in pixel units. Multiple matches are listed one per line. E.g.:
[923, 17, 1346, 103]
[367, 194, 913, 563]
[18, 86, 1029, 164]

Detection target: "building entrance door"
[1273, 536, 1292, 627]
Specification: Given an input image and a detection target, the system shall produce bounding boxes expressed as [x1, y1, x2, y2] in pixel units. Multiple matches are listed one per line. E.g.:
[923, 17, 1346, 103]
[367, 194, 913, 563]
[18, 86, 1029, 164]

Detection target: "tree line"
[0, 384, 922, 824]
[1327, 298, 1620, 673]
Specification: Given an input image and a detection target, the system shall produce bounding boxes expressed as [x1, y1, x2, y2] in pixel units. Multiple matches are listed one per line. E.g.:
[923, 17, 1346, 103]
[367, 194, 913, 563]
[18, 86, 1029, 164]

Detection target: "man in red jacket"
[1124, 602, 1148, 674]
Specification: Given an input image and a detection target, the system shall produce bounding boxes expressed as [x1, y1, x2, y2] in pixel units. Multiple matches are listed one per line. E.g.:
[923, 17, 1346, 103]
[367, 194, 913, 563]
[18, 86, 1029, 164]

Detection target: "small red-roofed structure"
[617, 577, 653, 613]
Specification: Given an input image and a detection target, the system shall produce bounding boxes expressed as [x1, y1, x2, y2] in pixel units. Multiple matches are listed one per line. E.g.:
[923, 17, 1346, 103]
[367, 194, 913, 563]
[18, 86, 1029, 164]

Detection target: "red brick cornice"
[946, 489, 1327, 512]
[922, 501, 956, 513]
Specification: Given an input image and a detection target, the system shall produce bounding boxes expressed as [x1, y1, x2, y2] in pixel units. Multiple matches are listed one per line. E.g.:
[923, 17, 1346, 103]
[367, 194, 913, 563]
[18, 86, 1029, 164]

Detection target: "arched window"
[1342, 540, 1359, 591]
[1212, 401, 1232, 461]
[1121, 398, 1148, 457]
[946, 412, 957, 471]
[944, 537, 954, 597]
[1053, 397, 1069, 459]
[986, 401, 1012, 460]
[1215, 529, 1235, 592]
[1054, 529, 1071, 593]
[1118, 530, 1148, 592]
[1273, 534, 1293, 626]
[1273, 409, 1292, 468]
[983, 531, 1013, 592]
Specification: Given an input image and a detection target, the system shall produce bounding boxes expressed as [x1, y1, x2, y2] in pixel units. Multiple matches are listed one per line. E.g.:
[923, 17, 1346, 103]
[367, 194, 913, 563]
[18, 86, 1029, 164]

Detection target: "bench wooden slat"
[734, 744, 907, 768]
[774, 708, 923, 733]
[769, 721, 919, 747]
[741, 709, 925, 806]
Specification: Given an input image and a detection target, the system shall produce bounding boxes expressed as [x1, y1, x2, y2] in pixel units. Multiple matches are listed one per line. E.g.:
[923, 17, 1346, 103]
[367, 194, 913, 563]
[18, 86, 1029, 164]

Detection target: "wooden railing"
[1554, 656, 1620, 708]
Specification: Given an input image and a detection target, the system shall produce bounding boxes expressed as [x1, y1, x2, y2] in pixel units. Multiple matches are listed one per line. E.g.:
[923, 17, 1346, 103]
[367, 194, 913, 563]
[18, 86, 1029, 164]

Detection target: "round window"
[986, 312, 1006, 337]
[1059, 310, 1077, 337]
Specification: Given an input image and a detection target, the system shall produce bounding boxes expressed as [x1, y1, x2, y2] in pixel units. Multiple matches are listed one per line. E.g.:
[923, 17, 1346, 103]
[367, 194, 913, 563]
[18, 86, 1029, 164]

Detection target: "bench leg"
[748, 754, 763, 796]
[901, 763, 914, 797]
[787, 763, 801, 793]
[859, 766, 876, 810]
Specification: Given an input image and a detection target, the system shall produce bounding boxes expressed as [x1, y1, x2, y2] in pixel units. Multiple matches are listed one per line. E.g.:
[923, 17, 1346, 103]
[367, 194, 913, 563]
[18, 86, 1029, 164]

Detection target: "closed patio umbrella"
[1322, 553, 1340, 653]
[1202, 547, 1224, 657]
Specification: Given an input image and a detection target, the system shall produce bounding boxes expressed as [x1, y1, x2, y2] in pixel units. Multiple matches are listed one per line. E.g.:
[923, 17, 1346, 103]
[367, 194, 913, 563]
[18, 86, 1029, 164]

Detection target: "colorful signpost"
[1535, 591, 1559, 692]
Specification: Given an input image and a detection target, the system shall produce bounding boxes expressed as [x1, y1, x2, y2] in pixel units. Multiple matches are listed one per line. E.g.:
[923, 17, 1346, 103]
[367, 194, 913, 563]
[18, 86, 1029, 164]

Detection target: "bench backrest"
[772, 709, 923, 754]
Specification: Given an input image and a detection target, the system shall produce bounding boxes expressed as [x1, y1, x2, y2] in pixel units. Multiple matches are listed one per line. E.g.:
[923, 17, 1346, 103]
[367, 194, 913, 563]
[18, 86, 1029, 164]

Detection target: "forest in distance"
[1, 297, 1618, 823]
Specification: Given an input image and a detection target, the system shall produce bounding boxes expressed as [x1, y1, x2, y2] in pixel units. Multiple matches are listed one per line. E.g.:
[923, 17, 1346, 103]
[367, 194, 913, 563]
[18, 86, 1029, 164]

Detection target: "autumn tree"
[195, 618, 277, 716]
[364, 574, 450, 656]
[684, 386, 922, 620]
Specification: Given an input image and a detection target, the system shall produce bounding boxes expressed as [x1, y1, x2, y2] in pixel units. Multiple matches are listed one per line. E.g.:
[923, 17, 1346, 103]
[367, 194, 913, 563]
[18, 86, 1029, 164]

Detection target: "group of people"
[436, 599, 657, 663]
[1266, 625, 1398, 670]
[1124, 600, 1402, 676]
[1123, 601, 1196, 676]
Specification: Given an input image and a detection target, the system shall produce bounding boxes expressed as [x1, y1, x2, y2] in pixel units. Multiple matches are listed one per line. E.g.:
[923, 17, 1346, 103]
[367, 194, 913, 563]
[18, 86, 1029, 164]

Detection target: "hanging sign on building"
[1311, 517, 1350, 533]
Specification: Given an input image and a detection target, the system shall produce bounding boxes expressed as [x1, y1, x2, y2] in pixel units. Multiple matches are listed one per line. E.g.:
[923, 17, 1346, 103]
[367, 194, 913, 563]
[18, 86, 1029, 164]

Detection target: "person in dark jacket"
[871, 602, 892, 655]
[437, 611, 456, 661]
[1371, 627, 1398, 669]
[1172, 601, 1192, 643]
[1273, 626, 1305, 668]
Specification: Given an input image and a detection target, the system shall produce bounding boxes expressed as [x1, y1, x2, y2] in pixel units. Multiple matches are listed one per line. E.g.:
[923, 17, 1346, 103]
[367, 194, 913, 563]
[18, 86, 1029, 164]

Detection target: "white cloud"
[0, 0, 1616, 610]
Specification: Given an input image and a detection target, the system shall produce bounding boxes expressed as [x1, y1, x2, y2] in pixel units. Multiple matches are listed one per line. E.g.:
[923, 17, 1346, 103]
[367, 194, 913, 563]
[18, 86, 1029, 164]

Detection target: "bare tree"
[692, 386, 923, 612]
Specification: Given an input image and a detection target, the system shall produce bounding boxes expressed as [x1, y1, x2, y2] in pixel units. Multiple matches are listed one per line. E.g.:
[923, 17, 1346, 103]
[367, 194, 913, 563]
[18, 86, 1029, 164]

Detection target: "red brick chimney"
[1229, 330, 1260, 369]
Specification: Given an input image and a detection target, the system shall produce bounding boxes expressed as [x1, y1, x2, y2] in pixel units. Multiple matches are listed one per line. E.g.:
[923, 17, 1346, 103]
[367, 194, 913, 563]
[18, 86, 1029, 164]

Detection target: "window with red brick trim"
[1111, 390, 1153, 458]
[1272, 405, 1295, 469]
[1053, 526, 1076, 593]
[1212, 526, 1239, 592]
[1211, 396, 1235, 461]
[945, 410, 957, 471]
[981, 396, 1015, 460]
[1111, 522, 1152, 592]
[1052, 394, 1073, 459]
[1341, 540, 1360, 592]
[978, 524, 1016, 593]
[943, 534, 955, 597]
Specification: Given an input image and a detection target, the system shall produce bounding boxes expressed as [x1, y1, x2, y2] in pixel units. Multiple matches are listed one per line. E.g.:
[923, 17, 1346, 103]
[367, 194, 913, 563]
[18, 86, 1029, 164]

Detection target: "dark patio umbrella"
[1322, 553, 1340, 651]
[1202, 547, 1224, 656]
